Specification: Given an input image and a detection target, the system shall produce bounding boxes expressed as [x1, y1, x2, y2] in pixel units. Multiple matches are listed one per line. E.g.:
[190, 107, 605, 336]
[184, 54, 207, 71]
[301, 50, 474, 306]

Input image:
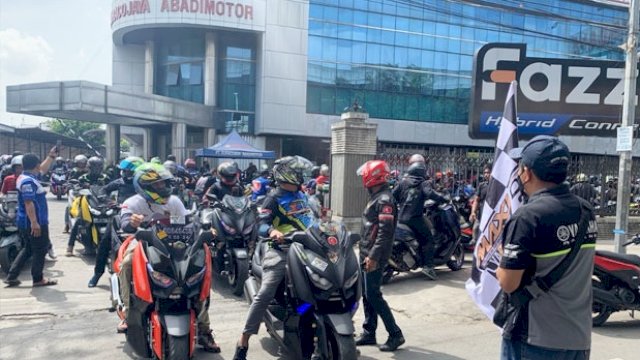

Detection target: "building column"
[330, 110, 377, 233]
[142, 127, 154, 160]
[172, 123, 187, 164]
[204, 32, 216, 107]
[144, 40, 154, 94]
[105, 124, 121, 165]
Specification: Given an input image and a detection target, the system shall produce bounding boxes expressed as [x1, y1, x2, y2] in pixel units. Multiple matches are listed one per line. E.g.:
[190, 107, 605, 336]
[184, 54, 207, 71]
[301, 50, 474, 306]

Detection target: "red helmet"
[357, 160, 390, 188]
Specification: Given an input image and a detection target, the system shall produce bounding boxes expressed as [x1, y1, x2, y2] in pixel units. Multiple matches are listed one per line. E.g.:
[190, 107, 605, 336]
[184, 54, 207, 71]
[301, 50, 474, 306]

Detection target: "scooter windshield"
[222, 195, 249, 214]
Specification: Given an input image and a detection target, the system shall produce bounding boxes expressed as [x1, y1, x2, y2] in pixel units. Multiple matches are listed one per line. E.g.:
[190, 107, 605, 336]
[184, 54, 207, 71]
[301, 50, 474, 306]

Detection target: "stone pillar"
[105, 124, 121, 165]
[204, 33, 216, 106]
[330, 110, 377, 232]
[142, 127, 154, 160]
[144, 40, 154, 94]
[172, 123, 188, 164]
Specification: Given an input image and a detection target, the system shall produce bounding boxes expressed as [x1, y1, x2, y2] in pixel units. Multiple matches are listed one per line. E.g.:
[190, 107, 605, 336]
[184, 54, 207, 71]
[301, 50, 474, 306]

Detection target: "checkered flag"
[465, 81, 523, 320]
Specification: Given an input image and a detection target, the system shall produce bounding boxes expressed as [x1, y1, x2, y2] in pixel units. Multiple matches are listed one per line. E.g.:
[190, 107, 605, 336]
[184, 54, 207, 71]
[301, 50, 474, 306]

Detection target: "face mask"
[516, 169, 530, 203]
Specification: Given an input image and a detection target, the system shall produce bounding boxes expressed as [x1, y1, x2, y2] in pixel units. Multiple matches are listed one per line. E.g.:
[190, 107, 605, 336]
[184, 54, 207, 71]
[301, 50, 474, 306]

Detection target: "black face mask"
[515, 175, 529, 203]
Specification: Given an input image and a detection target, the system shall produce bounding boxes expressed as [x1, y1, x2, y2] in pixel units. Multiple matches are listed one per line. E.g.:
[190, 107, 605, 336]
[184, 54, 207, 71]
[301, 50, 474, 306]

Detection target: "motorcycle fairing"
[325, 313, 355, 335]
[150, 311, 163, 360]
[595, 254, 640, 288]
[200, 243, 212, 301]
[189, 309, 196, 356]
[0, 233, 20, 249]
[114, 235, 135, 274]
[132, 241, 153, 303]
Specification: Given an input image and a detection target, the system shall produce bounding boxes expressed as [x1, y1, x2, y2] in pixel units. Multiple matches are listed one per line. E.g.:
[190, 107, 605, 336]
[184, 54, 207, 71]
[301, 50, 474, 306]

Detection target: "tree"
[45, 119, 104, 151]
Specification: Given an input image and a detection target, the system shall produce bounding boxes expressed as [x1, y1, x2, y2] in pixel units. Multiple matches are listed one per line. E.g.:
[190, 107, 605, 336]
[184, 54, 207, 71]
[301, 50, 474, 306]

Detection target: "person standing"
[3, 149, 58, 288]
[470, 165, 492, 241]
[354, 160, 405, 352]
[497, 135, 597, 360]
[570, 173, 597, 205]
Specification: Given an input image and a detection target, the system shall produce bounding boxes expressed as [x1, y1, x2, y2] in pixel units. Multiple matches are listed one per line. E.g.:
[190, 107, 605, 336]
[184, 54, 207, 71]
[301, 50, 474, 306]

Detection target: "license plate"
[93, 218, 109, 224]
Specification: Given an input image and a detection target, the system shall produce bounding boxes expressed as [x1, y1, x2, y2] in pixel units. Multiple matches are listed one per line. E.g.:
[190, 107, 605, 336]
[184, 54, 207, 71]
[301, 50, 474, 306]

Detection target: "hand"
[31, 223, 42, 237]
[210, 228, 218, 238]
[469, 213, 477, 222]
[48, 146, 59, 158]
[130, 214, 144, 229]
[269, 229, 285, 244]
[364, 257, 377, 272]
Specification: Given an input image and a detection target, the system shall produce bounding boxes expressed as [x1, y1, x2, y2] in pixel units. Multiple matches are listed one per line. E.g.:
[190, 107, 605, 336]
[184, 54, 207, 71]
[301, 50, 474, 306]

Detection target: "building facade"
[6, 0, 638, 172]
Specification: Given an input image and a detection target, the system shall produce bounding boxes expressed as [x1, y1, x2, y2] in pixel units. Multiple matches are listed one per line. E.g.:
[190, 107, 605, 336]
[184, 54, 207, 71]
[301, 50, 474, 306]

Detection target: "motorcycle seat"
[596, 250, 640, 267]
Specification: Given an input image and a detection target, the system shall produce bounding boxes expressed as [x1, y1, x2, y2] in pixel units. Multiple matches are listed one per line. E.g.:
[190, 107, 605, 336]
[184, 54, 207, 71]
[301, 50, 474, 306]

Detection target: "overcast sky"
[0, 0, 112, 127]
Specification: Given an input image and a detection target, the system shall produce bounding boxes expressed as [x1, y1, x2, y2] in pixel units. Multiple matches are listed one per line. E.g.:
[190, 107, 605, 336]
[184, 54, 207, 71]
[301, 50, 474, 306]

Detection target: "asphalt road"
[1, 194, 639, 360]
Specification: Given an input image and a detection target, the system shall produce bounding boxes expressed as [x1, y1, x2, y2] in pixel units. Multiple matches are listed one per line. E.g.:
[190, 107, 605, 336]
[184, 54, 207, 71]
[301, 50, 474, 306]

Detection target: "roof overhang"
[6, 81, 216, 128]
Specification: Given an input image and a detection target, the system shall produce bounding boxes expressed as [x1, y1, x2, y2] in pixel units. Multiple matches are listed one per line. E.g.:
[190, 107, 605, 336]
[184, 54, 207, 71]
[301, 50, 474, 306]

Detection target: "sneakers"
[47, 247, 57, 260]
[233, 345, 248, 360]
[379, 332, 405, 352]
[355, 332, 377, 346]
[197, 329, 221, 353]
[422, 267, 438, 280]
[65, 247, 74, 257]
[88, 273, 102, 288]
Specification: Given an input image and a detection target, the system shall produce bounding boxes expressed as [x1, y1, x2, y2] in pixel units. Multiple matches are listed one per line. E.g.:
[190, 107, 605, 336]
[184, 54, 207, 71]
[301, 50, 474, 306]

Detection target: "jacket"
[360, 187, 397, 266]
[393, 175, 447, 223]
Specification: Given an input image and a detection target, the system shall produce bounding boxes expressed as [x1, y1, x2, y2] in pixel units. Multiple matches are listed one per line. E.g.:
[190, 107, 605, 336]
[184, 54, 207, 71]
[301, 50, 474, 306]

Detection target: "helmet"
[167, 154, 177, 162]
[10, 155, 23, 168]
[407, 162, 426, 178]
[133, 163, 174, 205]
[310, 166, 321, 178]
[119, 156, 144, 180]
[55, 156, 64, 164]
[409, 154, 425, 164]
[163, 160, 177, 175]
[576, 173, 587, 182]
[357, 160, 390, 188]
[435, 171, 443, 180]
[272, 156, 313, 186]
[87, 156, 104, 175]
[74, 154, 88, 168]
[0, 155, 11, 165]
[150, 157, 162, 165]
[184, 158, 196, 169]
[319, 164, 330, 177]
[260, 164, 270, 176]
[217, 161, 239, 186]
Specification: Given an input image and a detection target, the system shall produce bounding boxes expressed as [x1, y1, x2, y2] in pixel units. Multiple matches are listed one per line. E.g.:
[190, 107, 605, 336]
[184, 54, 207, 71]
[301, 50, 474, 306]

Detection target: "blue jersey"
[251, 176, 271, 201]
[16, 172, 49, 228]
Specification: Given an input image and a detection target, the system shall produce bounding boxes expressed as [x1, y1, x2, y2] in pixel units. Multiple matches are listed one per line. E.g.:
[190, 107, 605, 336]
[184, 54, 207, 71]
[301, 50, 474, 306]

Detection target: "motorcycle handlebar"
[623, 234, 640, 247]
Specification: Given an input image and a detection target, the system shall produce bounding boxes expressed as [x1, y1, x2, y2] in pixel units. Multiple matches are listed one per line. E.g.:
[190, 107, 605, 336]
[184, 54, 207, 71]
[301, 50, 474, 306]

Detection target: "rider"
[205, 162, 244, 203]
[304, 166, 320, 195]
[233, 156, 314, 360]
[64, 154, 89, 234]
[66, 156, 110, 256]
[50, 157, 68, 173]
[0, 155, 23, 194]
[184, 158, 199, 178]
[392, 161, 448, 280]
[115, 163, 221, 352]
[250, 166, 271, 202]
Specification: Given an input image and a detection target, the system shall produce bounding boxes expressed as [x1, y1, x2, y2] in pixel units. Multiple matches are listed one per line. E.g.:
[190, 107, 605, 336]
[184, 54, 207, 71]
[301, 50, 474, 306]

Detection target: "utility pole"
[614, 0, 639, 254]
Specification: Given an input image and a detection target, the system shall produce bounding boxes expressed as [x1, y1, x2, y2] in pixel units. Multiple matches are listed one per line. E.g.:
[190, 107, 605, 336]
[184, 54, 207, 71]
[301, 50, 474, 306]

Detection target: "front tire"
[165, 334, 190, 360]
[0, 246, 18, 274]
[592, 276, 613, 327]
[446, 243, 464, 271]
[327, 331, 357, 360]
[229, 257, 249, 297]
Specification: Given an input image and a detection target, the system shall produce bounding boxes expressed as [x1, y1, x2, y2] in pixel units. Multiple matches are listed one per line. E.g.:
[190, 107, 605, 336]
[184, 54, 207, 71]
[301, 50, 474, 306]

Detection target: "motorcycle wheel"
[229, 258, 249, 297]
[592, 277, 612, 327]
[327, 331, 357, 360]
[165, 334, 190, 360]
[381, 268, 395, 285]
[0, 246, 18, 274]
[446, 243, 465, 271]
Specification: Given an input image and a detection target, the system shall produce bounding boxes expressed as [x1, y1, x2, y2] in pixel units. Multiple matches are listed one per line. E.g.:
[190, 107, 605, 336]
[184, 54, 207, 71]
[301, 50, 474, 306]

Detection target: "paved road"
[1, 195, 639, 360]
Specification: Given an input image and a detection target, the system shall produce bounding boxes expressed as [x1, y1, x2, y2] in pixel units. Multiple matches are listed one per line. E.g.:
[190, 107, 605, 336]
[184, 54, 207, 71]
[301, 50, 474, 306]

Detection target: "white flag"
[465, 81, 524, 320]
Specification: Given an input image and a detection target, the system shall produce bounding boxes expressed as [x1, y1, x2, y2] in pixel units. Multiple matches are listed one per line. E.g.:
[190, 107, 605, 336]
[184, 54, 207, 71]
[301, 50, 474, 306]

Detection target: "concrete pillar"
[204, 33, 216, 106]
[204, 128, 217, 147]
[172, 122, 188, 164]
[330, 110, 377, 233]
[142, 127, 154, 160]
[144, 40, 154, 94]
[105, 124, 121, 165]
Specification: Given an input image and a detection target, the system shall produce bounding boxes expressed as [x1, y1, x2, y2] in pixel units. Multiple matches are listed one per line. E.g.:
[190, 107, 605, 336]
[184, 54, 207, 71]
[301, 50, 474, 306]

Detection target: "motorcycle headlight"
[305, 266, 332, 290]
[186, 268, 206, 287]
[221, 220, 236, 235]
[344, 271, 359, 289]
[89, 208, 101, 216]
[106, 209, 114, 216]
[147, 264, 175, 288]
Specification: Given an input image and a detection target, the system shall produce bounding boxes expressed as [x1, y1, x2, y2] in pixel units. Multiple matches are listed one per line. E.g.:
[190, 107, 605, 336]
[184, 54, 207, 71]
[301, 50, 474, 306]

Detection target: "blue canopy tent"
[195, 130, 275, 159]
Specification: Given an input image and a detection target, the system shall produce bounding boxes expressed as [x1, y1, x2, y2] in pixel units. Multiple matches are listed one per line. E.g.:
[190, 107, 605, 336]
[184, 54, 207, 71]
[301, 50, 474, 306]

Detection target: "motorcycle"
[123, 214, 212, 360]
[50, 168, 68, 200]
[383, 199, 464, 284]
[71, 186, 118, 256]
[244, 221, 361, 360]
[201, 194, 256, 296]
[452, 195, 474, 250]
[592, 233, 640, 326]
[0, 191, 21, 274]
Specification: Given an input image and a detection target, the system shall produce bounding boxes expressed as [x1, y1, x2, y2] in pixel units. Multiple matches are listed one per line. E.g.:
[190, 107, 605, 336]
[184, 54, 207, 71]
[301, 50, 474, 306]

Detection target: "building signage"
[112, 0, 253, 25]
[469, 43, 640, 139]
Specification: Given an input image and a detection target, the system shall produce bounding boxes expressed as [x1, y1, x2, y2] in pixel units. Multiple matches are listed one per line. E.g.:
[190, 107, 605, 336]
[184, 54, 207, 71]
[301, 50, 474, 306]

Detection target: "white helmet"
[10, 155, 23, 167]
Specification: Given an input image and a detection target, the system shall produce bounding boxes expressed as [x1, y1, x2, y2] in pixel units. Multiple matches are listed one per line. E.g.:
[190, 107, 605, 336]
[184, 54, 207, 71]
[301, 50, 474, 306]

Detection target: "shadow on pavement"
[593, 318, 640, 339]
[359, 346, 466, 360]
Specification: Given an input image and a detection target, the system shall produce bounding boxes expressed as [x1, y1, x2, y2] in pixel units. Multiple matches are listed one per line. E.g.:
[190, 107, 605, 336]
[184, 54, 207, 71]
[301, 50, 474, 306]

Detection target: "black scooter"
[384, 199, 464, 283]
[244, 221, 361, 360]
[0, 191, 21, 273]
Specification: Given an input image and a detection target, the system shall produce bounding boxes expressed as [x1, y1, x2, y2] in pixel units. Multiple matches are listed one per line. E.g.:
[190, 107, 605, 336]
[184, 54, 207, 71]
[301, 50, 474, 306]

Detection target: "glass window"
[166, 64, 179, 85]
[366, 43, 380, 64]
[190, 63, 202, 85]
[352, 41, 366, 63]
[308, 36, 322, 59]
[337, 39, 352, 63]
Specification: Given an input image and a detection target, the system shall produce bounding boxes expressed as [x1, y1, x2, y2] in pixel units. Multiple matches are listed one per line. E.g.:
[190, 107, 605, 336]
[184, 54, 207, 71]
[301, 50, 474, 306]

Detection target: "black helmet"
[310, 166, 320, 178]
[407, 162, 426, 178]
[273, 156, 313, 186]
[88, 156, 104, 175]
[74, 154, 88, 168]
[217, 161, 239, 185]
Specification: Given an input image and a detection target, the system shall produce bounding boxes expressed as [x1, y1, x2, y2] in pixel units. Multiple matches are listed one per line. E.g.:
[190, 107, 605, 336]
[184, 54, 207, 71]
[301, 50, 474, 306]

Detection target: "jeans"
[501, 338, 590, 360]
[404, 216, 435, 267]
[361, 258, 401, 337]
[7, 226, 50, 283]
[242, 248, 286, 335]
[93, 231, 111, 276]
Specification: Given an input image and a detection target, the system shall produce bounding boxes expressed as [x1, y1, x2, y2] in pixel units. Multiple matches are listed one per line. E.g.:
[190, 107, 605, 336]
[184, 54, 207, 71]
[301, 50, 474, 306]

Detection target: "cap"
[509, 135, 570, 183]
